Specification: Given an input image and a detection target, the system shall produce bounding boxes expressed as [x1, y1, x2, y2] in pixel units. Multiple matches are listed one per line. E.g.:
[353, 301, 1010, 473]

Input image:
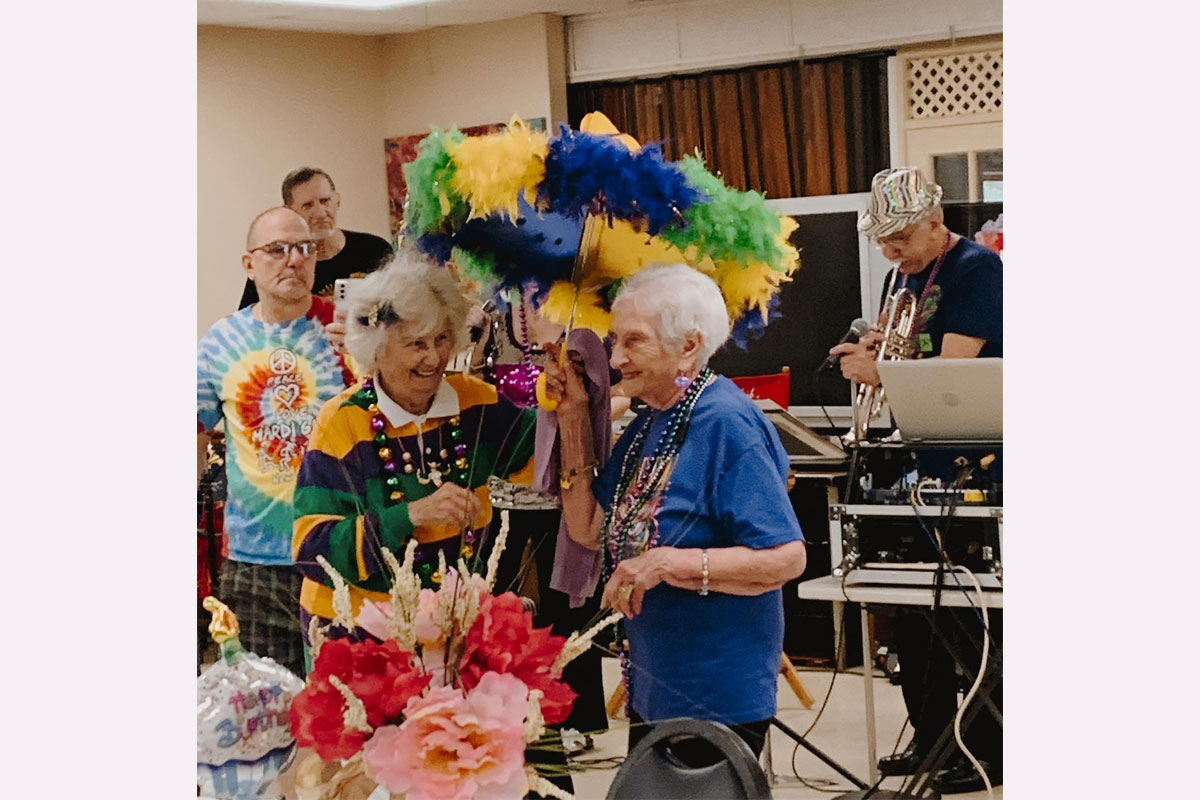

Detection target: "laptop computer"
[876, 358, 1002, 441]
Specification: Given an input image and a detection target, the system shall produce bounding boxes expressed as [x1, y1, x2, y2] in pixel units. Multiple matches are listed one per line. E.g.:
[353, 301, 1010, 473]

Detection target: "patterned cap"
[857, 167, 944, 238]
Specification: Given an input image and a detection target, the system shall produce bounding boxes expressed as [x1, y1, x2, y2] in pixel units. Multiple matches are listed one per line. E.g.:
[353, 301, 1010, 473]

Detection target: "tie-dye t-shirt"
[197, 296, 354, 564]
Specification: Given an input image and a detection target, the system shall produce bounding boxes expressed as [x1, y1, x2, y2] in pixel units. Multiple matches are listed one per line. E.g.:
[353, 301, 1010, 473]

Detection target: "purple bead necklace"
[496, 299, 541, 409]
[360, 376, 476, 582]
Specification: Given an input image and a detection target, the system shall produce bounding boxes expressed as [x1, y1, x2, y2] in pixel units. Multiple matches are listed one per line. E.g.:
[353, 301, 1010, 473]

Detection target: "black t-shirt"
[238, 230, 394, 309]
[879, 237, 1002, 358]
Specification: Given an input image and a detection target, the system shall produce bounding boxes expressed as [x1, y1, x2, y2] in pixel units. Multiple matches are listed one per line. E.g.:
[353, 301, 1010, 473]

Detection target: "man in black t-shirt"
[830, 167, 1003, 794]
[238, 167, 393, 308]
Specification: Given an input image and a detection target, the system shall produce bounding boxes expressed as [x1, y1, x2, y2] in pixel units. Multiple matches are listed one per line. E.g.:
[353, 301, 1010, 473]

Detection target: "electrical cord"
[784, 569, 856, 793]
[811, 371, 840, 434]
[898, 459, 999, 796]
[897, 462, 971, 797]
[949, 565, 994, 800]
[905, 490, 998, 647]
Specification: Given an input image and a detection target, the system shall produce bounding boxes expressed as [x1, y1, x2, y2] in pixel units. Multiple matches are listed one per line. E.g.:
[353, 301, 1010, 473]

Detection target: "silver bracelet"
[699, 548, 709, 596]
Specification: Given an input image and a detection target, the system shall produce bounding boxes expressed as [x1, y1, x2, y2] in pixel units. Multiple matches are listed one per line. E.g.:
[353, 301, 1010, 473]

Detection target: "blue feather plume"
[539, 125, 704, 235]
[727, 294, 782, 351]
[411, 231, 455, 264]
[449, 194, 583, 291]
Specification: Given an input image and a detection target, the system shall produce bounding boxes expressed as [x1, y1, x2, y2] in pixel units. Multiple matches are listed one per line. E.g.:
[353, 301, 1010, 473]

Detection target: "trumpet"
[850, 271, 920, 441]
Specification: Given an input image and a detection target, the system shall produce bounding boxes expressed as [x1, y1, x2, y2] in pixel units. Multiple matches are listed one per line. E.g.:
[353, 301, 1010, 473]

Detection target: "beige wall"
[198, 16, 568, 338]
[889, 37, 1003, 202]
[198, 26, 391, 338]
[380, 14, 566, 136]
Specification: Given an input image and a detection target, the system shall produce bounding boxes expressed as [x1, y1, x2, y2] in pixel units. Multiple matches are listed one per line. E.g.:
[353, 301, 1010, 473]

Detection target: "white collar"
[373, 373, 460, 428]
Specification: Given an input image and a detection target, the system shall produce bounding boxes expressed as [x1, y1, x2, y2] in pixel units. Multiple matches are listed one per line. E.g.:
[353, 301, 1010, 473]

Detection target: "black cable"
[906, 484, 996, 643]
[811, 370, 840, 434]
[783, 570, 857, 793]
[896, 463, 969, 798]
[898, 460, 997, 796]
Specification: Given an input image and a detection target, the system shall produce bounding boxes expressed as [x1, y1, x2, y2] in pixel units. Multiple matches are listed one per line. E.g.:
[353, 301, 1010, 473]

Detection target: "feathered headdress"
[402, 112, 800, 348]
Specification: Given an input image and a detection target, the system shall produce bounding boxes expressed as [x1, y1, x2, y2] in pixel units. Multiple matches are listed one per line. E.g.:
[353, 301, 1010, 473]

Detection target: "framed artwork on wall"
[384, 117, 547, 236]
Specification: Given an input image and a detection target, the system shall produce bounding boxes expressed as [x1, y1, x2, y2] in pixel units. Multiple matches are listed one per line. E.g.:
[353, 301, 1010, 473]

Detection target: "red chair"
[730, 367, 790, 409]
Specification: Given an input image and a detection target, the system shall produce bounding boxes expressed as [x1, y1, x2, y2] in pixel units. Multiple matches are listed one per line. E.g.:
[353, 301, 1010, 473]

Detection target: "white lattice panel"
[906, 50, 1003, 120]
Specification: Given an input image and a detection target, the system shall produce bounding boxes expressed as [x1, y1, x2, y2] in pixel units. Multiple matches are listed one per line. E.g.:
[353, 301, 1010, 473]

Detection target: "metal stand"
[833, 601, 1004, 800]
[767, 716, 868, 790]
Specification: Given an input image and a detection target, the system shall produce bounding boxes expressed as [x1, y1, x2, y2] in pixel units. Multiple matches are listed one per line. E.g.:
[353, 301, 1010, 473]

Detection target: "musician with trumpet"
[829, 167, 1002, 393]
[829, 167, 1004, 794]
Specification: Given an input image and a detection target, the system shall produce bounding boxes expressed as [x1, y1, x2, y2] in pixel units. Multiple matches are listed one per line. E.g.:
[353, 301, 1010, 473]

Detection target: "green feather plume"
[402, 128, 468, 235]
[660, 154, 788, 272]
[450, 246, 498, 286]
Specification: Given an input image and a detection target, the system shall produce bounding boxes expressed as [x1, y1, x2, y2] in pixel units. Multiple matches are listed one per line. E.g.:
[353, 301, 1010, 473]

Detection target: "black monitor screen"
[708, 211, 862, 407]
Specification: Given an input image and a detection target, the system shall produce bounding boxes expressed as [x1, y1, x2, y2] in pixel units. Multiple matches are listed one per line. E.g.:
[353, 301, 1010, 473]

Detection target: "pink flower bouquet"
[289, 536, 620, 800]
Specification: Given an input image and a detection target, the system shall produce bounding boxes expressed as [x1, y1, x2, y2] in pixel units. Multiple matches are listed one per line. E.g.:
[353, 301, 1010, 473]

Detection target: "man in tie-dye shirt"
[198, 207, 356, 676]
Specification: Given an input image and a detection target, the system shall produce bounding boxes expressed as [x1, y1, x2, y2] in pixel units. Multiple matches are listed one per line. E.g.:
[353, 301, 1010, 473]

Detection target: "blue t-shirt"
[593, 376, 805, 724]
[883, 237, 1003, 358]
[880, 238, 1004, 480]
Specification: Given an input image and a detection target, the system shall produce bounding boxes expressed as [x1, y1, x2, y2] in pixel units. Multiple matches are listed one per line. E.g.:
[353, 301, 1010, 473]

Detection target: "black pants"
[478, 508, 611, 795]
[627, 709, 770, 766]
[895, 607, 1003, 767]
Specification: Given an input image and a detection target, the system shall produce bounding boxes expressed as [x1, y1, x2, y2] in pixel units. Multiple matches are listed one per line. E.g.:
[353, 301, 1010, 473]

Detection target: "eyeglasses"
[876, 222, 928, 250]
[249, 240, 319, 260]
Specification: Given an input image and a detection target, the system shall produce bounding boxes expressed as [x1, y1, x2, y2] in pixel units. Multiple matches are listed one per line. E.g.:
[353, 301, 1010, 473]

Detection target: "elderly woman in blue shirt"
[542, 263, 807, 758]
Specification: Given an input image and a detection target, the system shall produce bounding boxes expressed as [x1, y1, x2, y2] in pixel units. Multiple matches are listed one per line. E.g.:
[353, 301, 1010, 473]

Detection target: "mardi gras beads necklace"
[361, 376, 470, 494]
[360, 376, 477, 582]
[602, 367, 715, 574]
[603, 367, 715, 709]
[497, 297, 541, 409]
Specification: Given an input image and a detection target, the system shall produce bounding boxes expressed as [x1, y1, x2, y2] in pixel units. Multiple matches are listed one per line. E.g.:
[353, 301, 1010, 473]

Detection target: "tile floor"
[565, 656, 1001, 800]
[252, 656, 1000, 800]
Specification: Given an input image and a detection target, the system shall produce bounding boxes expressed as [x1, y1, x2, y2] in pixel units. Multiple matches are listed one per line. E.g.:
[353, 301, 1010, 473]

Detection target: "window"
[978, 150, 1003, 201]
[934, 153, 970, 202]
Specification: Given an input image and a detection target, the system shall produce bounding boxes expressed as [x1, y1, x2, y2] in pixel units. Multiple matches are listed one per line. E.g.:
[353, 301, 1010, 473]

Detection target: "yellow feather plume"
[448, 116, 548, 220]
[591, 219, 692, 282]
[714, 261, 775, 321]
[579, 111, 642, 152]
[538, 281, 613, 336]
[715, 217, 801, 321]
[775, 215, 801, 274]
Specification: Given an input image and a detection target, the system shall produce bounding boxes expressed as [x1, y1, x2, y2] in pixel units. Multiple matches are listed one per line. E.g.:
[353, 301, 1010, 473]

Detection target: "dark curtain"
[567, 53, 891, 198]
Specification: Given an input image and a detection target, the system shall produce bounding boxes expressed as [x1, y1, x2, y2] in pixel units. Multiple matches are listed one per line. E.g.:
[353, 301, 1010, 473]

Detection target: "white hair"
[612, 264, 730, 365]
[343, 249, 470, 374]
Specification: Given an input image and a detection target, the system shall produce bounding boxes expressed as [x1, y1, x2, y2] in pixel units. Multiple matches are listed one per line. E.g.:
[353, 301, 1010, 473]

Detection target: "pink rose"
[356, 600, 393, 642]
[363, 673, 529, 800]
[414, 588, 444, 646]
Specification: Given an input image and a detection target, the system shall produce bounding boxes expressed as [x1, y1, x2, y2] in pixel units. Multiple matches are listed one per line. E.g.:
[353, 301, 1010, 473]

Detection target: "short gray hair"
[343, 249, 470, 374]
[612, 264, 730, 366]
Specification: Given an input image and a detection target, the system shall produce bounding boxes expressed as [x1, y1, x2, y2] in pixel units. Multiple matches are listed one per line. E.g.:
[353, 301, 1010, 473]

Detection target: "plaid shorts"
[217, 559, 306, 678]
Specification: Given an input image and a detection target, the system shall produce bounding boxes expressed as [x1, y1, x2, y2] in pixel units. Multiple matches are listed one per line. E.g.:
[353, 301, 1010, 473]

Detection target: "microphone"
[468, 300, 498, 343]
[818, 318, 871, 372]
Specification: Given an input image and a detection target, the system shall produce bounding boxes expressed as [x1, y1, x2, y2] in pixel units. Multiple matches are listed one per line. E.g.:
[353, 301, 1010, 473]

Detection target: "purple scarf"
[534, 328, 612, 608]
